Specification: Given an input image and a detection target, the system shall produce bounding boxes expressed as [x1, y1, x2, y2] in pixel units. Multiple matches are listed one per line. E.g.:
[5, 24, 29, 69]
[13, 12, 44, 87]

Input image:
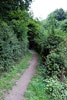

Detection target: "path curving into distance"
[4, 52, 38, 100]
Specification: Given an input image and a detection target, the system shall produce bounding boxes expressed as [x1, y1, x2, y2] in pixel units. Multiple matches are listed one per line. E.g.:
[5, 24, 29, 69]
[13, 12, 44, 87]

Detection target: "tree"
[0, 0, 32, 19]
[54, 8, 66, 21]
[60, 19, 67, 32]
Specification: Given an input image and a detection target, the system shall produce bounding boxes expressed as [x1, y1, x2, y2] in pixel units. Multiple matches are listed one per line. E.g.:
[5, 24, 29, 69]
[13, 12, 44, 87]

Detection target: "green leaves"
[0, 22, 22, 72]
[0, 0, 32, 19]
[60, 19, 67, 32]
[44, 76, 67, 100]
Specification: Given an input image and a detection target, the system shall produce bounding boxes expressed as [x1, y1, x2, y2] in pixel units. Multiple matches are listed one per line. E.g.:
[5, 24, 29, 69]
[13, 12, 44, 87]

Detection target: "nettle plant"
[44, 76, 67, 100]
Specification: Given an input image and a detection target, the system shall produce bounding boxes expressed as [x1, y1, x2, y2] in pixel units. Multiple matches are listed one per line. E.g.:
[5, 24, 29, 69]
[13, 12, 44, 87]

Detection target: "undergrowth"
[0, 52, 33, 100]
[24, 55, 67, 100]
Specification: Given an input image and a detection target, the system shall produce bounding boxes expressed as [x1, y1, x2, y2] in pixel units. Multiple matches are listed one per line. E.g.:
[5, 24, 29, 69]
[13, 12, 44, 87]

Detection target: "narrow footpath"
[4, 52, 38, 100]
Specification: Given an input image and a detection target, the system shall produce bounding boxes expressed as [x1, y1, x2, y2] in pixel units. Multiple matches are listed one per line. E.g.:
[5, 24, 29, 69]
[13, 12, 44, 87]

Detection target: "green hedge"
[0, 22, 22, 72]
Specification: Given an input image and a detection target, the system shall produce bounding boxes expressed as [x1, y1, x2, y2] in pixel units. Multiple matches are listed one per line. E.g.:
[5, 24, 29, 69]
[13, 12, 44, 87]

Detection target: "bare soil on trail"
[4, 52, 38, 100]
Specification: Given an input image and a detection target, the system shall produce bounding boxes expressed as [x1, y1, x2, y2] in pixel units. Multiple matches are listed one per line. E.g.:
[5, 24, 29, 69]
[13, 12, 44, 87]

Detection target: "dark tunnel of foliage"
[0, 1, 67, 99]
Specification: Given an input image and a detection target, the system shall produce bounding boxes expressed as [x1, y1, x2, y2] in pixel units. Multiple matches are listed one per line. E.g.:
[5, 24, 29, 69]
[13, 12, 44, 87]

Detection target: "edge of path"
[4, 52, 38, 100]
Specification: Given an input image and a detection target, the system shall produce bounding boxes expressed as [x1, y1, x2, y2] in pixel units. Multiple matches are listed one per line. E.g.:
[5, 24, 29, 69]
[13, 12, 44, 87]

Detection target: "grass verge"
[24, 73, 47, 100]
[0, 52, 33, 100]
[24, 55, 48, 100]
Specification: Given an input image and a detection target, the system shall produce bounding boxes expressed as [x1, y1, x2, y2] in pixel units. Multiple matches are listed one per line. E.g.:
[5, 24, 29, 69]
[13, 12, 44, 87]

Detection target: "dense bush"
[33, 10, 67, 81]
[35, 32, 64, 58]
[0, 0, 33, 72]
[45, 51, 64, 76]
[0, 22, 22, 72]
[41, 41, 67, 80]
[8, 9, 30, 54]
[27, 19, 40, 49]
[11, 19, 29, 54]
[60, 19, 67, 32]
[0, 8, 32, 72]
[44, 76, 67, 100]
[46, 34, 63, 50]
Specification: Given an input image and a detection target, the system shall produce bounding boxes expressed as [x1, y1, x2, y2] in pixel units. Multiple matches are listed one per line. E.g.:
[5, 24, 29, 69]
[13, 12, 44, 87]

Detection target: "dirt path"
[4, 52, 38, 100]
